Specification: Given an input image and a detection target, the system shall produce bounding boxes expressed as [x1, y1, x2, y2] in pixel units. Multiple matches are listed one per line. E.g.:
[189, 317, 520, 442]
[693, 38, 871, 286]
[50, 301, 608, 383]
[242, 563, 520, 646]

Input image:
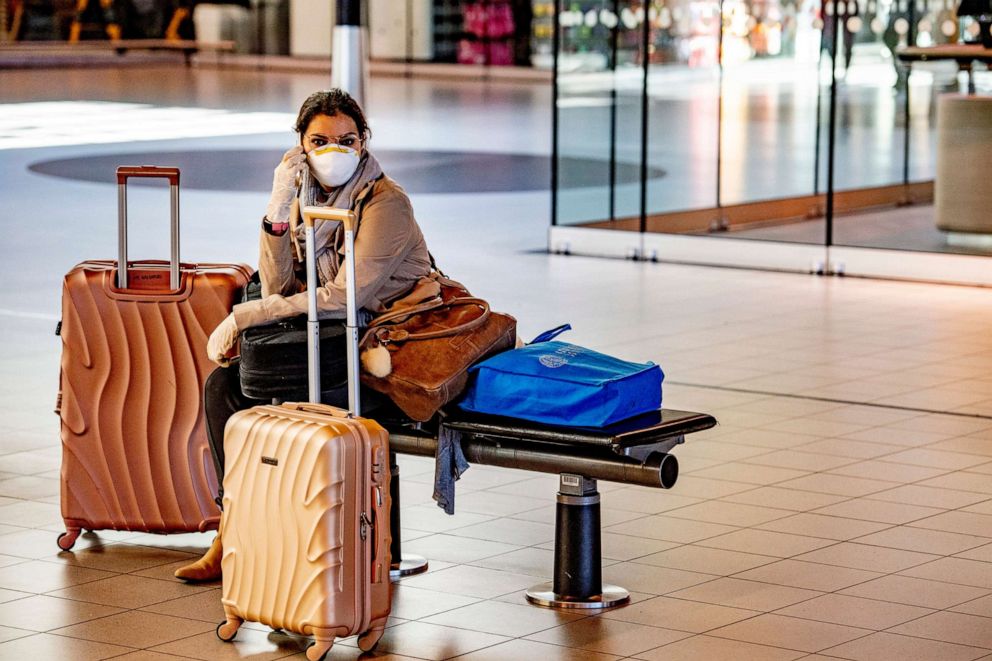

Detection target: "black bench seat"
[381, 408, 718, 610]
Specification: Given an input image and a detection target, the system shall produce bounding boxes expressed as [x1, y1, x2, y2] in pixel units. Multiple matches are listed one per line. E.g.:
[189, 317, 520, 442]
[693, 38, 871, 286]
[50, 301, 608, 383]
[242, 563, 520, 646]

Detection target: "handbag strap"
[362, 297, 491, 345]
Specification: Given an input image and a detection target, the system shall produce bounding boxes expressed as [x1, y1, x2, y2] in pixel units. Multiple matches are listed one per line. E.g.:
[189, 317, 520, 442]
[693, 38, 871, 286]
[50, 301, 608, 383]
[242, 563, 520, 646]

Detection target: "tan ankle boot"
[174, 534, 223, 582]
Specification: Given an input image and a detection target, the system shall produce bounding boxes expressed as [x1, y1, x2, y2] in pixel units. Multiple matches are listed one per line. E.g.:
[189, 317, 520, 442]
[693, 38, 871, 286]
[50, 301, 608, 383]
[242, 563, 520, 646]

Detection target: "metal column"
[332, 0, 368, 107]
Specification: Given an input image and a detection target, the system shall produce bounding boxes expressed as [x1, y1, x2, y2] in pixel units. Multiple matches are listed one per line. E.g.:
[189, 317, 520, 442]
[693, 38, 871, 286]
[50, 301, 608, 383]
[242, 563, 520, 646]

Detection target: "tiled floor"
[1, 65, 992, 659]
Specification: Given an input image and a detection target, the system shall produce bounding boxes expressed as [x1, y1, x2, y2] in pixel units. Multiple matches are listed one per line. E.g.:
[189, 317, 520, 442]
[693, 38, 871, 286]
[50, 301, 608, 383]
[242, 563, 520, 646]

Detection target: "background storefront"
[549, 0, 992, 286]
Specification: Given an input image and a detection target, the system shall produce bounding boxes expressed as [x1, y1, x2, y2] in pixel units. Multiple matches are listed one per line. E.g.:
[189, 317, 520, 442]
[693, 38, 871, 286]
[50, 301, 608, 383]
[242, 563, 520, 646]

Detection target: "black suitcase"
[238, 316, 349, 399]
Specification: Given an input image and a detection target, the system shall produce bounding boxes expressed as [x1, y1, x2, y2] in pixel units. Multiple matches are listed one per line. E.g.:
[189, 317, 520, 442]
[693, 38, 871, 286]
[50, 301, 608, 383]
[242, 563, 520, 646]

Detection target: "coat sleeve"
[257, 199, 300, 298]
[232, 188, 417, 330]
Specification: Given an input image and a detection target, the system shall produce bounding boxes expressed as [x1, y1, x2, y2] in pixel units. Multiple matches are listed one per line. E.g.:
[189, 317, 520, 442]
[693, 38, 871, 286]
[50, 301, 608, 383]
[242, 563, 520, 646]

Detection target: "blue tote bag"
[459, 325, 663, 428]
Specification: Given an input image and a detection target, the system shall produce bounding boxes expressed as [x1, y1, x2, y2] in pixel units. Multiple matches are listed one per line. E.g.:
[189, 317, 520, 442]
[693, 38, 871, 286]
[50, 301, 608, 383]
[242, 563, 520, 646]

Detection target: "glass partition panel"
[555, 1, 645, 227]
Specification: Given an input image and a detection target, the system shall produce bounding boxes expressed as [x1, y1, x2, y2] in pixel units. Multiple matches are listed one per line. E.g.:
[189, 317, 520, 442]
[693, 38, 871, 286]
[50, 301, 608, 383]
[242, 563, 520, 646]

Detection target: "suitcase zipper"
[357, 429, 373, 635]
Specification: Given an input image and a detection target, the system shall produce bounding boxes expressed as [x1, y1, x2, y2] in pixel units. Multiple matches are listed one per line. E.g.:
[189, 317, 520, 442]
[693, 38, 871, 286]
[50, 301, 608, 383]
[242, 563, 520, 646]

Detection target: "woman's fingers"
[282, 145, 304, 162]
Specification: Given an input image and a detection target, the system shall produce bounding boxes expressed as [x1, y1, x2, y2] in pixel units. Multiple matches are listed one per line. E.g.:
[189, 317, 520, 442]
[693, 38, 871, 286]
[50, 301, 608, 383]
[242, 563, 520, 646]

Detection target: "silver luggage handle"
[301, 206, 360, 416]
[116, 166, 181, 290]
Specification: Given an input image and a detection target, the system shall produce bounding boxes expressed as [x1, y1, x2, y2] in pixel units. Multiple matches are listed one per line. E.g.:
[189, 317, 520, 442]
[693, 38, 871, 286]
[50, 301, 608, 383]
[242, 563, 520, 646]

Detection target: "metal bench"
[382, 408, 717, 610]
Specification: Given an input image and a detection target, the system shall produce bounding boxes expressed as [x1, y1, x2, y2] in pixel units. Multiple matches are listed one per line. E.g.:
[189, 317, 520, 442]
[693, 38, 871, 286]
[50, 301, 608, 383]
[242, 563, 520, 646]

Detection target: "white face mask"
[307, 143, 360, 188]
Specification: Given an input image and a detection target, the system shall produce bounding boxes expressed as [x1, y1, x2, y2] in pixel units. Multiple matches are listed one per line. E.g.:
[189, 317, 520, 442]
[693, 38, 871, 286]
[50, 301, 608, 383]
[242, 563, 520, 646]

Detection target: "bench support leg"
[526, 474, 630, 610]
[388, 452, 428, 579]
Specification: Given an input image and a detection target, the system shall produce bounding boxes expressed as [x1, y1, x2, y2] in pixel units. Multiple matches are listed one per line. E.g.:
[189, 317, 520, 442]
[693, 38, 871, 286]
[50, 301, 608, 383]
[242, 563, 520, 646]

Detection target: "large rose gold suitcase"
[57, 166, 252, 550]
[217, 207, 392, 660]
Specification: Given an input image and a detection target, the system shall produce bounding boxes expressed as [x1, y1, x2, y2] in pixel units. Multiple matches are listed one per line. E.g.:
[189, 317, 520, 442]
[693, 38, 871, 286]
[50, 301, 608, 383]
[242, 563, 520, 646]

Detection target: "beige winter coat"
[231, 175, 431, 330]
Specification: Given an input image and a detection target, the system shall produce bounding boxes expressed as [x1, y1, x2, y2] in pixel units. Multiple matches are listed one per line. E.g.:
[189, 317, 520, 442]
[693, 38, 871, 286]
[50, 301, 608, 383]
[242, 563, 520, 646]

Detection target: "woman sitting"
[174, 88, 431, 582]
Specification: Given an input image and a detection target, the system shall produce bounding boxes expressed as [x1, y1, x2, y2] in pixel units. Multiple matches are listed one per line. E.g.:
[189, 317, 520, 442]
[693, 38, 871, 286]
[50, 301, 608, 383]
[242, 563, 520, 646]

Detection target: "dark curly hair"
[294, 89, 370, 141]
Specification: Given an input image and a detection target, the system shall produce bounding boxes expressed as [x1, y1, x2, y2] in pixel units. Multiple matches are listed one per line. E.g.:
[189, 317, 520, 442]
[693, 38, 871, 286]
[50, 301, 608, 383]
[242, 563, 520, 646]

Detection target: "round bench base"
[526, 582, 630, 610]
[390, 554, 429, 578]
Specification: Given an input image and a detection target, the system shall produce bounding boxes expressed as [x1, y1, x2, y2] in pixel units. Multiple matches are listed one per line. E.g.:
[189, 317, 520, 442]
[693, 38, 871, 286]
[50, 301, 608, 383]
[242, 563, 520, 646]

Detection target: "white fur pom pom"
[361, 344, 392, 378]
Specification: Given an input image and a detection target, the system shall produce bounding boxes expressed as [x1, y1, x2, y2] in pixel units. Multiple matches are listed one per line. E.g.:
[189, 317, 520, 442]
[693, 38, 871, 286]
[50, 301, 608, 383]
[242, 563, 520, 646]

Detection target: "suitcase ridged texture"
[59, 261, 252, 536]
[221, 405, 391, 646]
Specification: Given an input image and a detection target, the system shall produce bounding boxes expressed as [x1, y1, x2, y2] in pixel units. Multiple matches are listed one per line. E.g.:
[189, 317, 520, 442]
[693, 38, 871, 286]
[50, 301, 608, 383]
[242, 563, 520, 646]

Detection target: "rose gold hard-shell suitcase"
[217, 207, 392, 660]
[57, 166, 252, 551]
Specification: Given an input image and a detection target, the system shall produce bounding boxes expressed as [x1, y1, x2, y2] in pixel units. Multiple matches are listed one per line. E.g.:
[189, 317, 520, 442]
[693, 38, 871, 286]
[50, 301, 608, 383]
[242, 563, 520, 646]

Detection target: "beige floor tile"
[151, 627, 309, 660]
[774, 593, 933, 629]
[965, 499, 992, 515]
[386, 584, 480, 621]
[634, 633, 804, 660]
[600, 562, 713, 596]
[707, 613, 869, 653]
[764, 419, 871, 439]
[812, 498, 945, 525]
[822, 631, 988, 661]
[634, 544, 777, 576]
[47, 573, 212, 609]
[884, 448, 991, 471]
[604, 515, 738, 544]
[49, 542, 195, 574]
[757, 513, 890, 541]
[889, 610, 992, 648]
[421, 599, 583, 637]
[361, 621, 509, 660]
[399, 505, 495, 534]
[931, 436, 992, 457]
[687, 463, 810, 486]
[0, 528, 101, 560]
[840, 574, 989, 609]
[396, 564, 542, 599]
[662, 500, 793, 527]
[0, 500, 63, 530]
[867, 484, 991, 509]
[920, 472, 992, 495]
[0, 632, 133, 660]
[0, 625, 34, 645]
[0, 476, 59, 500]
[0, 559, 115, 594]
[468, 546, 552, 578]
[676, 440, 771, 461]
[721, 429, 825, 451]
[776, 473, 899, 498]
[743, 450, 856, 472]
[733, 559, 881, 592]
[793, 542, 939, 573]
[140, 588, 224, 623]
[600, 595, 759, 633]
[526, 616, 690, 657]
[952, 594, 992, 618]
[0, 556, 26, 570]
[599, 489, 704, 515]
[854, 525, 991, 555]
[127, 557, 221, 583]
[668, 577, 822, 611]
[53, 609, 213, 649]
[909, 510, 992, 538]
[401, 533, 520, 565]
[588, 533, 679, 562]
[445, 517, 555, 546]
[453, 490, 551, 517]
[698, 528, 835, 557]
[720, 486, 849, 512]
[826, 460, 950, 483]
[109, 652, 196, 660]
[0, 594, 123, 632]
[798, 438, 904, 460]
[958, 543, 992, 562]
[900, 557, 992, 589]
[657, 476, 754, 499]
[0, 588, 30, 605]
[454, 638, 621, 660]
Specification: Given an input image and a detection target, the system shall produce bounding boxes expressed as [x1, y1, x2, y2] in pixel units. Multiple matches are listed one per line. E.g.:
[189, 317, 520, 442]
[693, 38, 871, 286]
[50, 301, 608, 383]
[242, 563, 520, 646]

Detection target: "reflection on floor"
[727, 205, 992, 257]
[1, 64, 991, 660]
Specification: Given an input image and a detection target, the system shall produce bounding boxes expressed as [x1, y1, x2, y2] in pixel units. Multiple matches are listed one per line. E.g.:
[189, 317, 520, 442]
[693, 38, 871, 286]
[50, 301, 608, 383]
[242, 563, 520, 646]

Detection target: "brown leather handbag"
[359, 274, 517, 422]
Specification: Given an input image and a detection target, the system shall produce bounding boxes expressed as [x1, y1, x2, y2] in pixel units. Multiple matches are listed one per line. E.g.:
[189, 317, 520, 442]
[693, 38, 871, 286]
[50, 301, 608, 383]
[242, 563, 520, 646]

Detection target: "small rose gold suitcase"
[57, 166, 252, 550]
[217, 207, 392, 660]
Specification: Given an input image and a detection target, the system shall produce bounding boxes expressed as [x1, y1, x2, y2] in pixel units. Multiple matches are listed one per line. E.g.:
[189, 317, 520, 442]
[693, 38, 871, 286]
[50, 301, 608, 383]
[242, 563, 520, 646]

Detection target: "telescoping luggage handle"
[115, 166, 181, 290]
[301, 206, 360, 416]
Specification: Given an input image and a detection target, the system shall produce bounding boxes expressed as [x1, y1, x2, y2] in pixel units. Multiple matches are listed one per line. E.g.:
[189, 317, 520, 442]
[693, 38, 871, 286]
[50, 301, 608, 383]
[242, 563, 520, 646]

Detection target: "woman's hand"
[267, 145, 306, 223]
[206, 313, 240, 367]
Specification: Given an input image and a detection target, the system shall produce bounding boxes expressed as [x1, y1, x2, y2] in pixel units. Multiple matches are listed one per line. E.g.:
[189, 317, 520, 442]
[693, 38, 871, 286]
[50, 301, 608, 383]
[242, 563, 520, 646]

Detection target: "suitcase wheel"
[357, 627, 385, 653]
[306, 641, 333, 661]
[57, 529, 80, 551]
[216, 620, 240, 642]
